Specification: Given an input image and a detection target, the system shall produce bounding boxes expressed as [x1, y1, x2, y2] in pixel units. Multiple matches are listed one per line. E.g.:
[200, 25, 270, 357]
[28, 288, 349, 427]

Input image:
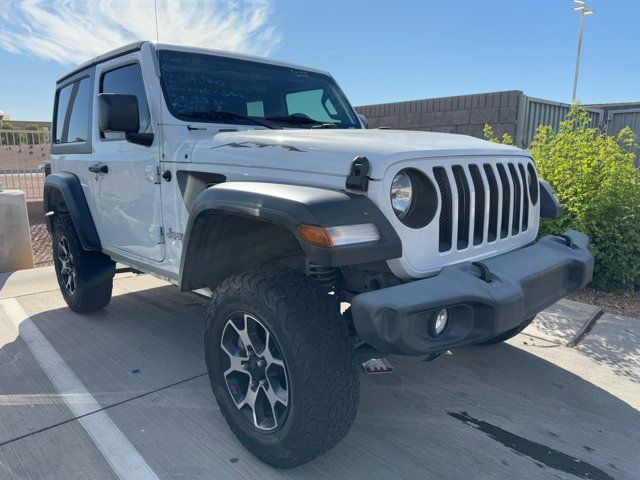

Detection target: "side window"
[54, 85, 72, 144]
[54, 78, 91, 144]
[286, 89, 334, 123]
[100, 63, 151, 140]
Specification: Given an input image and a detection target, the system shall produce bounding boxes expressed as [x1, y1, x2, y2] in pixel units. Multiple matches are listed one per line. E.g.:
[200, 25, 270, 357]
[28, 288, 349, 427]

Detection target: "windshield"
[158, 50, 361, 129]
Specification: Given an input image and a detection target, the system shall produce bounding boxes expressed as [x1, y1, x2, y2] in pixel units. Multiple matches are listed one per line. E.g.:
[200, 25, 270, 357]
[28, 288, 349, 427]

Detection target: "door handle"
[88, 163, 108, 174]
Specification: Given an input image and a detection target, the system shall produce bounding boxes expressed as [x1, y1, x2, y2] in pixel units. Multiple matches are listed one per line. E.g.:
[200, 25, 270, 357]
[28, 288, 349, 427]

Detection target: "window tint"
[67, 79, 91, 143]
[286, 89, 334, 123]
[54, 78, 91, 144]
[54, 85, 72, 144]
[100, 63, 151, 140]
[247, 101, 265, 118]
[158, 50, 360, 129]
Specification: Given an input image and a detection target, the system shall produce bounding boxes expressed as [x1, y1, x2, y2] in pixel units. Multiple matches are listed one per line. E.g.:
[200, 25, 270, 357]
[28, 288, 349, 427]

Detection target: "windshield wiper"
[184, 110, 278, 129]
[265, 114, 333, 128]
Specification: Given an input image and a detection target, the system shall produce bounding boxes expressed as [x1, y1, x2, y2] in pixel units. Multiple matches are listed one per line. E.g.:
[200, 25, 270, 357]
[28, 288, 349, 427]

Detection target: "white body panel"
[51, 41, 540, 283]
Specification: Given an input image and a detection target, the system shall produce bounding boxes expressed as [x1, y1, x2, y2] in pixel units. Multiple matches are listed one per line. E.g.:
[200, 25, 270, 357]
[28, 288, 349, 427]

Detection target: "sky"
[0, 0, 637, 121]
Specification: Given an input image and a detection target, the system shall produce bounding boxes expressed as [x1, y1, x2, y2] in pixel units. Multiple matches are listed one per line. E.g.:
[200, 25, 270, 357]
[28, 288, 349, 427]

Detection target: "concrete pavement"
[0, 267, 638, 480]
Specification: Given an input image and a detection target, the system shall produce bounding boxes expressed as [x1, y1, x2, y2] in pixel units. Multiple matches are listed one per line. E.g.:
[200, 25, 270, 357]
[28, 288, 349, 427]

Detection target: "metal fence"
[0, 129, 50, 200]
[606, 108, 640, 166]
[515, 96, 603, 148]
[0, 168, 46, 200]
[0, 129, 50, 146]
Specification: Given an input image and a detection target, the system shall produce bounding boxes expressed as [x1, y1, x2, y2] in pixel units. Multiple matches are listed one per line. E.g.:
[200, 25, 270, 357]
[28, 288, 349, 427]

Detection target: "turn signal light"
[299, 225, 333, 247]
[299, 224, 380, 247]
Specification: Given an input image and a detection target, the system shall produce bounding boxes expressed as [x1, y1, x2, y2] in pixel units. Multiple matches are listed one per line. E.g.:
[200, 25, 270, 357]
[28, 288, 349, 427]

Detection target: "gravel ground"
[30, 222, 53, 267]
[569, 288, 640, 319]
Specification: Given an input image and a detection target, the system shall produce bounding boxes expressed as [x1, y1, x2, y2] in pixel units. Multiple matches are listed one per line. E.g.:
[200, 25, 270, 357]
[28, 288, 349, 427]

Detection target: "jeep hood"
[189, 128, 530, 180]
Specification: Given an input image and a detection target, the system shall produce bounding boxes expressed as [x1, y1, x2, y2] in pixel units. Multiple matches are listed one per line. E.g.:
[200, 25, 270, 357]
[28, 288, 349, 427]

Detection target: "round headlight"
[391, 171, 414, 219]
[390, 169, 438, 229]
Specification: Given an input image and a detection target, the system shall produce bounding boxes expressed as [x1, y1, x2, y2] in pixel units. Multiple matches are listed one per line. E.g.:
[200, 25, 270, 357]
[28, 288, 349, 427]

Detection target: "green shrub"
[485, 106, 640, 292]
[482, 124, 514, 145]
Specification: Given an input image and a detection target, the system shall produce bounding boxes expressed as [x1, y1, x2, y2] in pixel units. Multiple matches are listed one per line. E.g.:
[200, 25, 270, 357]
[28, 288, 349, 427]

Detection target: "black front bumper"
[350, 230, 594, 355]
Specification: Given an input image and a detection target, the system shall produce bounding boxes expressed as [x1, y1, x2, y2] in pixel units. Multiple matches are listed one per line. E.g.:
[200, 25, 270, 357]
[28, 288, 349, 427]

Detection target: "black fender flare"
[43, 172, 101, 251]
[178, 182, 402, 291]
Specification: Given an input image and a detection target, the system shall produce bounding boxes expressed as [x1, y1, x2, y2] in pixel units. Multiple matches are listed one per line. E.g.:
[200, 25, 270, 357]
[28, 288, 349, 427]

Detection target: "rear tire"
[205, 268, 359, 468]
[476, 316, 535, 345]
[52, 214, 115, 313]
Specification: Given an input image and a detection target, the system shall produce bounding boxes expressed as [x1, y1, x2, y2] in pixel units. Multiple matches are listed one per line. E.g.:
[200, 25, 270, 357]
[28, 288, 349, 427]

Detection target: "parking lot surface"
[0, 267, 638, 480]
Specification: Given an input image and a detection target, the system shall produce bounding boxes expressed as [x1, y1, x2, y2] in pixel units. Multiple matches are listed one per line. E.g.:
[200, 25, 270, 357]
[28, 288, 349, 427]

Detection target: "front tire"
[52, 214, 115, 313]
[205, 268, 359, 468]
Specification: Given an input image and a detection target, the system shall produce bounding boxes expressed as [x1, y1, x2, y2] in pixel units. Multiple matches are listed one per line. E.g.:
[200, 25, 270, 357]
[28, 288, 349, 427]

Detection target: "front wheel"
[205, 268, 359, 468]
[52, 214, 115, 313]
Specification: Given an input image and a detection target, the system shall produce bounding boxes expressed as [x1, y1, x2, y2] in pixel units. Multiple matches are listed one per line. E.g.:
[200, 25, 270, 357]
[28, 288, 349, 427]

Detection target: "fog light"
[434, 309, 448, 335]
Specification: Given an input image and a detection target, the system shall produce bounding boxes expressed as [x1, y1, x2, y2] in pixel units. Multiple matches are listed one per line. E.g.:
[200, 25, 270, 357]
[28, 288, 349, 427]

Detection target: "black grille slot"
[452, 166, 470, 249]
[518, 163, 529, 231]
[483, 164, 499, 242]
[469, 165, 485, 245]
[496, 164, 511, 238]
[508, 163, 521, 235]
[433, 167, 452, 252]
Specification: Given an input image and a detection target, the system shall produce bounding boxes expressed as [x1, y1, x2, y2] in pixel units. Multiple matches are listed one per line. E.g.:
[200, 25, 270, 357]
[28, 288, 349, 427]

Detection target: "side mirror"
[357, 113, 369, 129]
[98, 93, 154, 146]
[98, 93, 139, 133]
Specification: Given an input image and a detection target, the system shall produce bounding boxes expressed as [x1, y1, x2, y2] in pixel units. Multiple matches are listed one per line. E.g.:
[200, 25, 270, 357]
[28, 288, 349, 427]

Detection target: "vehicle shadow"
[0, 284, 638, 480]
[574, 313, 640, 385]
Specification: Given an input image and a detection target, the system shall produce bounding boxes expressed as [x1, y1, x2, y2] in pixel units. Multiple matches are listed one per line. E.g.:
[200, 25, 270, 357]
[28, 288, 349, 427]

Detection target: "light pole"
[571, 0, 595, 103]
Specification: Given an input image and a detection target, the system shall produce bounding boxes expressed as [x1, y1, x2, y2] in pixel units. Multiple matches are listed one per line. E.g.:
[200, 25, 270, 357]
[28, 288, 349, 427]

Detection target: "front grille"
[496, 164, 511, 238]
[483, 164, 499, 242]
[452, 165, 470, 250]
[430, 160, 536, 252]
[469, 165, 485, 246]
[433, 167, 452, 252]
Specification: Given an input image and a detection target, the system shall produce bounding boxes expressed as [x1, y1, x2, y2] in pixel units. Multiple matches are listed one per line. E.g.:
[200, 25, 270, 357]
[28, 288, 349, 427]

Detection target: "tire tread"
[205, 268, 359, 468]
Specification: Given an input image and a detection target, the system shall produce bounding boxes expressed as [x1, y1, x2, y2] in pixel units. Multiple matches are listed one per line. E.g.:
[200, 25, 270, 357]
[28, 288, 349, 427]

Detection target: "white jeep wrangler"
[46, 41, 593, 468]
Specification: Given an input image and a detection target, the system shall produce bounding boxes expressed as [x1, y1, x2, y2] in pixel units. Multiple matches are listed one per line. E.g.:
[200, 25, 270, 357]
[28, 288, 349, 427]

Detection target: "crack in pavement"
[0, 372, 208, 448]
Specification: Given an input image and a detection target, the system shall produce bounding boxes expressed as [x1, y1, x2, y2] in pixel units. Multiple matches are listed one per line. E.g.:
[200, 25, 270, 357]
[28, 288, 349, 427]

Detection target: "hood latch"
[346, 156, 371, 191]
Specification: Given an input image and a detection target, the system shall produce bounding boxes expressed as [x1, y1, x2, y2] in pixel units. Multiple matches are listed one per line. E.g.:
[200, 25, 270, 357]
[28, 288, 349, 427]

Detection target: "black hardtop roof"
[56, 41, 146, 84]
[56, 41, 329, 86]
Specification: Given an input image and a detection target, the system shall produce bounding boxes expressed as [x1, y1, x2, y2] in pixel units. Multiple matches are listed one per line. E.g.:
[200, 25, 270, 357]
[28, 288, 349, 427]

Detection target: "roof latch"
[346, 156, 371, 191]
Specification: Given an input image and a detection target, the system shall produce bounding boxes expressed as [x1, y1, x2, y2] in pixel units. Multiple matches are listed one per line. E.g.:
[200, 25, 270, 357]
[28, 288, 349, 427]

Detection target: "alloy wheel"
[57, 237, 76, 295]
[219, 312, 289, 431]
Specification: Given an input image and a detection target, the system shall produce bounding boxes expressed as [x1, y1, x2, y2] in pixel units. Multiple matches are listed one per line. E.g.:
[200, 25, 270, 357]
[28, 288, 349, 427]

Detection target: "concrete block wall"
[0, 144, 51, 170]
[355, 90, 523, 141]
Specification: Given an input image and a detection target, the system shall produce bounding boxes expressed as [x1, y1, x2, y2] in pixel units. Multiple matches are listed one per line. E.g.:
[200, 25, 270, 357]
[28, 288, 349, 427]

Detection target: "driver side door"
[90, 58, 165, 262]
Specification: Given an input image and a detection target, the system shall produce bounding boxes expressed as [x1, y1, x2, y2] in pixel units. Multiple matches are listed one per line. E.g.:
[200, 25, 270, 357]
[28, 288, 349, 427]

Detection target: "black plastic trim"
[178, 182, 402, 290]
[539, 179, 563, 219]
[346, 156, 370, 191]
[43, 172, 101, 251]
[56, 41, 145, 84]
[350, 229, 593, 355]
[176, 171, 227, 211]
